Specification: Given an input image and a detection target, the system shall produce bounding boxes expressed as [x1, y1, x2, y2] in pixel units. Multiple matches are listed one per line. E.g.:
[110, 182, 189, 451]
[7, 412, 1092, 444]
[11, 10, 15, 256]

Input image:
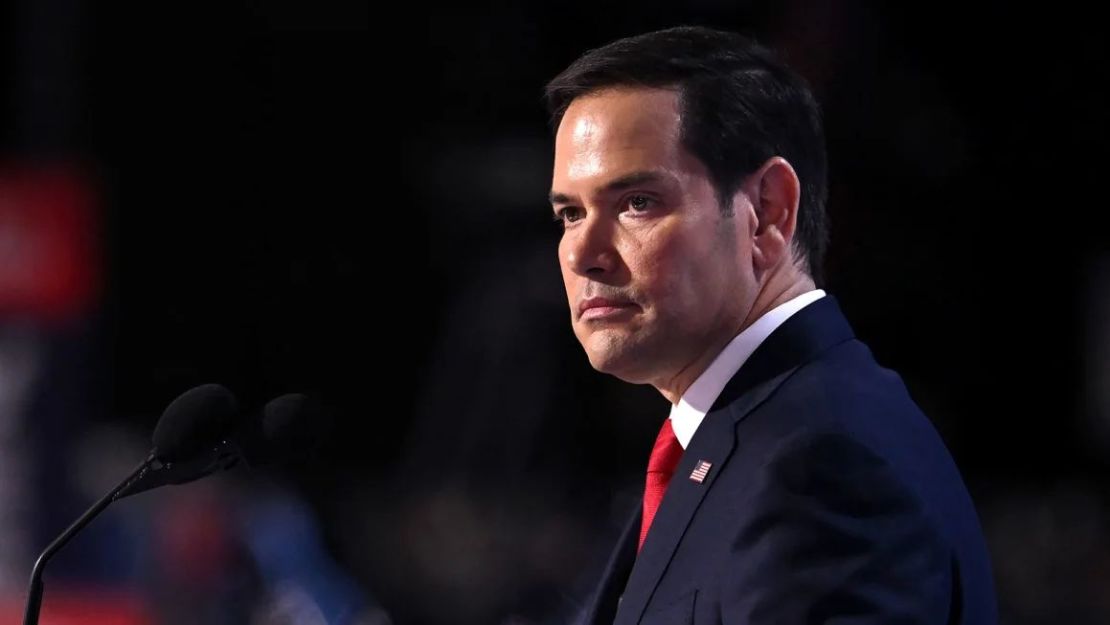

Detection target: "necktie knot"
[646, 419, 683, 474]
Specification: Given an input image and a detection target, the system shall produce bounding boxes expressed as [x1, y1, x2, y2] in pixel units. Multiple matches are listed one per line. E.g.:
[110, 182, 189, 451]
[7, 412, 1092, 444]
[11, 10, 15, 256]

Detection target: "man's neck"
[653, 273, 816, 404]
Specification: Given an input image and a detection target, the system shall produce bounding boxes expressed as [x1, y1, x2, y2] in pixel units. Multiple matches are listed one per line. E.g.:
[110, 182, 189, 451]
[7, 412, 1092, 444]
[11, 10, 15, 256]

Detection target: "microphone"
[119, 392, 324, 497]
[152, 383, 240, 462]
[22, 385, 323, 625]
[23, 384, 239, 625]
[236, 393, 325, 467]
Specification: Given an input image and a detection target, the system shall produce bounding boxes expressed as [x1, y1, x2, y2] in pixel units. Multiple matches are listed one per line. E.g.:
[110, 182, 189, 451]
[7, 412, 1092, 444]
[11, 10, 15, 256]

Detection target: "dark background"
[1, 1, 1108, 624]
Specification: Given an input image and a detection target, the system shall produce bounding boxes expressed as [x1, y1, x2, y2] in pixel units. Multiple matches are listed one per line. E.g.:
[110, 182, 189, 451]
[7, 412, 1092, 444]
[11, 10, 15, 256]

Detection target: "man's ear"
[749, 156, 801, 272]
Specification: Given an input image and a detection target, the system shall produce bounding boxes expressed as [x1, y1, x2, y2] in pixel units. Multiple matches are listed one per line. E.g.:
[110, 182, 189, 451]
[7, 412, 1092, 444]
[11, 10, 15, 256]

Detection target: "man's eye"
[627, 195, 652, 211]
[555, 207, 583, 223]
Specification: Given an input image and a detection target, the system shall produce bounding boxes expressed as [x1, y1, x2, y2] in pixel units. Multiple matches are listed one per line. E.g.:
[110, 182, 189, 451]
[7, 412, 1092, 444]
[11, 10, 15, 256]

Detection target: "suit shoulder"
[753, 338, 938, 442]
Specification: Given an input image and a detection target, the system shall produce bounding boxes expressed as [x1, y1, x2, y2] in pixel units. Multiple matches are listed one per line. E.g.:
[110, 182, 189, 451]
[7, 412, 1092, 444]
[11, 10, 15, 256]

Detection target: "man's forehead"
[557, 88, 682, 149]
[553, 89, 684, 187]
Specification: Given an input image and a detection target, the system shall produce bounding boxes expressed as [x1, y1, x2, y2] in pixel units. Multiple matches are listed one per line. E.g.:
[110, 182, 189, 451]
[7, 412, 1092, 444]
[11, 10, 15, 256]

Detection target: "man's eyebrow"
[549, 170, 670, 206]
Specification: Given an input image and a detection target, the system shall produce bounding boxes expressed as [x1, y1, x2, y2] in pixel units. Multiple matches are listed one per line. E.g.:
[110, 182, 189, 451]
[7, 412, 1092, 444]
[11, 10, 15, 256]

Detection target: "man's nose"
[563, 214, 618, 277]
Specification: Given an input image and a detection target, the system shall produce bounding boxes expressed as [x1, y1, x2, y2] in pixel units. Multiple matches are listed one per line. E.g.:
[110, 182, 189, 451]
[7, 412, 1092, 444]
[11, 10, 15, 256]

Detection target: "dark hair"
[545, 26, 829, 282]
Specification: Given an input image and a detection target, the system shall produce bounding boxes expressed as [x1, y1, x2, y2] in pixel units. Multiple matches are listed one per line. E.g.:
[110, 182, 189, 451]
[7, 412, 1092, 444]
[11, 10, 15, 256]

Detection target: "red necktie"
[638, 418, 684, 551]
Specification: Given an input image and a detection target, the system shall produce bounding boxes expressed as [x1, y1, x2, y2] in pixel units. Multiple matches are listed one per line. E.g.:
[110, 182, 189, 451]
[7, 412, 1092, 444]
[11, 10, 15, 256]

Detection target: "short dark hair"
[545, 26, 829, 282]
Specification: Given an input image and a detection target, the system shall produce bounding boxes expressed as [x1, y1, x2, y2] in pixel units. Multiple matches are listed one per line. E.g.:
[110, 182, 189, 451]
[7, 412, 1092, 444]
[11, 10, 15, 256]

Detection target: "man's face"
[551, 87, 757, 386]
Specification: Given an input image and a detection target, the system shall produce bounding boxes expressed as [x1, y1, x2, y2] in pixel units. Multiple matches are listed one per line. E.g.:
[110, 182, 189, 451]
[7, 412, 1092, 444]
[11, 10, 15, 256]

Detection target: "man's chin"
[584, 345, 654, 384]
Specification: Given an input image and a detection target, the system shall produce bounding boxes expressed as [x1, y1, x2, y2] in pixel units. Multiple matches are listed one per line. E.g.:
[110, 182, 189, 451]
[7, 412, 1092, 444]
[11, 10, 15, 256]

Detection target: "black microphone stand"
[22, 439, 243, 625]
[22, 452, 155, 625]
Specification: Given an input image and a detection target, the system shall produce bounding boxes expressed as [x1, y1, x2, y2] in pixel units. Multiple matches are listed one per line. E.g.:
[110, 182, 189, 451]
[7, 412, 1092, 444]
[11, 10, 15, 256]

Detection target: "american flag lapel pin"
[689, 460, 712, 483]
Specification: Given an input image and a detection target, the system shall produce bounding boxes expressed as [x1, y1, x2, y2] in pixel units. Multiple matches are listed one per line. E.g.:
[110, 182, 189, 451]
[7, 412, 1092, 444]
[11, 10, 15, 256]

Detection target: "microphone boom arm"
[23, 440, 243, 625]
[23, 453, 155, 625]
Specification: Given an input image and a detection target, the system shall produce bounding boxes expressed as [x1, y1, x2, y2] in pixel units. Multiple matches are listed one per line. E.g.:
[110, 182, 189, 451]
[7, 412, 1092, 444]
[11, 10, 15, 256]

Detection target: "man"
[545, 26, 996, 624]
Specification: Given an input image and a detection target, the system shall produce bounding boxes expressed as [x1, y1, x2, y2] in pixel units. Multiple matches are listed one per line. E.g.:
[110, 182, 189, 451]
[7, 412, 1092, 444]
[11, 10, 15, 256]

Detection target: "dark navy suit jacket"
[582, 297, 997, 624]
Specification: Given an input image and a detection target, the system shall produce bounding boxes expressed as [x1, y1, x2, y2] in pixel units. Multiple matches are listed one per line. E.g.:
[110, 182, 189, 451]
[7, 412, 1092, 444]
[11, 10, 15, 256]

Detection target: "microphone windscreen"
[239, 393, 325, 465]
[152, 384, 240, 463]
